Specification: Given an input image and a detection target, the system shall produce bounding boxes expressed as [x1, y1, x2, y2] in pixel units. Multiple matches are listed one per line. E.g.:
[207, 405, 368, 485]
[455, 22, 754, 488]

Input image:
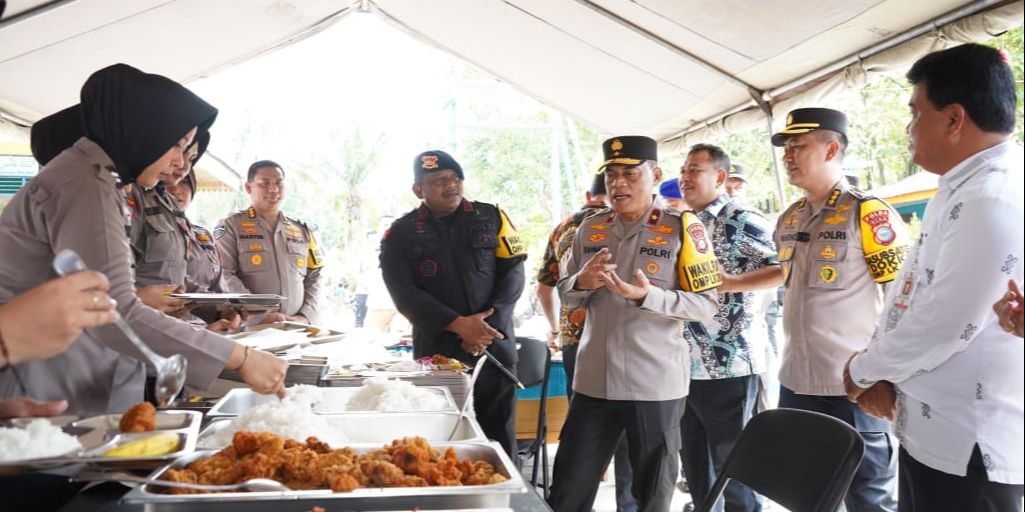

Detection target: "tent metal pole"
[748, 88, 788, 210]
[0, 0, 80, 30]
[662, 0, 1004, 144]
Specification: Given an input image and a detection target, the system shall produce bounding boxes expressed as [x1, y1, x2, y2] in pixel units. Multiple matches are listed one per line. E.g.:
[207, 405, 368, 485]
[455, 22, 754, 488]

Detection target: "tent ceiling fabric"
[0, 0, 1022, 149]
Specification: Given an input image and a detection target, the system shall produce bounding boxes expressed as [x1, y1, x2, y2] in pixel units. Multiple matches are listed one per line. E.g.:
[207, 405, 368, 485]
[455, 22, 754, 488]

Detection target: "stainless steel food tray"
[0, 410, 201, 475]
[122, 442, 526, 511]
[206, 386, 457, 417]
[197, 412, 486, 448]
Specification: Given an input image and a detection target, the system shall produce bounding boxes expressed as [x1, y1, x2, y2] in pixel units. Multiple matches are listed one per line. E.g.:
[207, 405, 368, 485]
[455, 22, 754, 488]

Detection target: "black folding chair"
[698, 408, 865, 512]
[515, 336, 551, 497]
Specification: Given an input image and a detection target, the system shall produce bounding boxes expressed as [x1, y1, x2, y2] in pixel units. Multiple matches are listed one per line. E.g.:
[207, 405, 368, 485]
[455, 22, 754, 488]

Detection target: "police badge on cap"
[727, 164, 747, 182]
[414, 150, 464, 180]
[771, 107, 848, 147]
[598, 135, 657, 172]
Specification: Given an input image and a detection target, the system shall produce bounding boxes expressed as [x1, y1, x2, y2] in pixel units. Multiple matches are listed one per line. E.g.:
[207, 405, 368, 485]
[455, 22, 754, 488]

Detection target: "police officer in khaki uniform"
[163, 132, 223, 295]
[549, 136, 721, 512]
[215, 160, 323, 325]
[772, 108, 908, 511]
[1, 64, 287, 414]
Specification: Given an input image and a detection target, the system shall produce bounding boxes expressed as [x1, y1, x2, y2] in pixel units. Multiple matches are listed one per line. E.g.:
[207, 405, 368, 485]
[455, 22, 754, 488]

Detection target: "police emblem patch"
[421, 155, 439, 169]
[588, 233, 608, 243]
[419, 258, 439, 278]
[250, 253, 263, 266]
[645, 261, 659, 275]
[820, 265, 838, 283]
[824, 215, 847, 225]
[863, 210, 896, 245]
[820, 245, 836, 259]
[296, 257, 305, 268]
[687, 224, 709, 254]
[779, 246, 794, 261]
[646, 236, 669, 246]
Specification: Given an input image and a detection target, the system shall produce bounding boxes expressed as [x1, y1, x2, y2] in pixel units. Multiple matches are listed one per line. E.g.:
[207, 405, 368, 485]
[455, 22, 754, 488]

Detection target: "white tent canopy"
[1, 0, 1022, 147]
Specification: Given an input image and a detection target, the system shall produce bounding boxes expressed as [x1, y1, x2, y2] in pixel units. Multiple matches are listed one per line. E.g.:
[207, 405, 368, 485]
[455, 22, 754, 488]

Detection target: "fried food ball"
[119, 402, 157, 432]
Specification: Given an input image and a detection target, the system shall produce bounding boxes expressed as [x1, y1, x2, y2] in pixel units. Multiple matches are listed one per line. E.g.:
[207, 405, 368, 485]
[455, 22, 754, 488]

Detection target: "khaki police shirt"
[127, 184, 190, 287]
[185, 223, 223, 293]
[774, 179, 908, 396]
[214, 208, 322, 324]
[558, 204, 718, 401]
[0, 138, 235, 414]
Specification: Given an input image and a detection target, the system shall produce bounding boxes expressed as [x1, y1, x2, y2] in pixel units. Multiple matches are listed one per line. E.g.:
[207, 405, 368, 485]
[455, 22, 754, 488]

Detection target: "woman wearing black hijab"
[0, 64, 287, 413]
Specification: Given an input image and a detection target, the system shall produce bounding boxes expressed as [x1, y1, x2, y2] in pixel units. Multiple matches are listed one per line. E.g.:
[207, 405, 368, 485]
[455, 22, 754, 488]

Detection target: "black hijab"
[80, 63, 217, 184]
[30, 104, 84, 167]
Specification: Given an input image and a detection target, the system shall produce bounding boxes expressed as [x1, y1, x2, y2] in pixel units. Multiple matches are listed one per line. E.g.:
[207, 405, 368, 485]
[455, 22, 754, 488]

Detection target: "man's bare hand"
[0, 271, 118, 365]
[207, 314, 242, 334]
[857, 381, 897, 420]
[0, 397, 69, 419]
[447, 308, 503, 355]
[574, 248, 617, 290]
[843, 353, 867, 401]
[993, 279, 1024, 338]
[603, 269, 651, 301]
[136, 284, 189, 315]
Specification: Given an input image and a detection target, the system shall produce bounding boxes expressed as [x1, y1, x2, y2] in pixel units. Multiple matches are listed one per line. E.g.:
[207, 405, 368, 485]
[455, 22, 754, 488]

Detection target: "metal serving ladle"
[53, 249, 187, 408]
[447, 354, 489, 441]
[73, 471, 296, 493]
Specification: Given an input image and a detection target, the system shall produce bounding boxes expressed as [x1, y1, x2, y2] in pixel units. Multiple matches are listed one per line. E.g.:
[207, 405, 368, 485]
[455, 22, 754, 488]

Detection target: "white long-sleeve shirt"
[850, 142, 1024, 484]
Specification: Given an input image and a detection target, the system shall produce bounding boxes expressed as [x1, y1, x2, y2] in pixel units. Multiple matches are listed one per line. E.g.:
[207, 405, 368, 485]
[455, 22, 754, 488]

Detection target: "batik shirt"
[685, 194, 777, 380]
[536, 202, 605, 346]
[850, 142, 1024, 484]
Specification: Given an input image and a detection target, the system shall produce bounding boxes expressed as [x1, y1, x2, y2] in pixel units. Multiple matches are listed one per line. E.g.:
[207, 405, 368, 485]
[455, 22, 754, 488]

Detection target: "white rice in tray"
[345, 377, 449, 412]
[199, 385, 348, 448]
[0, 419, 82, 462]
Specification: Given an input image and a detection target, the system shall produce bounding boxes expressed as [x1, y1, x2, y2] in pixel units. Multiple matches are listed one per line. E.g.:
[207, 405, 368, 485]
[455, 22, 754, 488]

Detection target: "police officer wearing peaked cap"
[771, 107, 908, 511]
[379, 149, 527, 457]
[548, 135, 720, 512]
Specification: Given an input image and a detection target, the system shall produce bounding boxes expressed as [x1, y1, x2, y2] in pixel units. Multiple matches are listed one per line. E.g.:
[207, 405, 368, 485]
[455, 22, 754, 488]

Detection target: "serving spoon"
[53, 249, 187, 408]
[73, 471, 297, 493]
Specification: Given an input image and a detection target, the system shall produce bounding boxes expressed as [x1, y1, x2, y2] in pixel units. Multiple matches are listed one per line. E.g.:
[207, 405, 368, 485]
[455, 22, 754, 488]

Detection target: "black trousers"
[681, 375, 762, 512]
[562, 345, 636, 512]
[899, 445, 1024, 512]
[474, 362, 517, 458]
[563, 343, 579, 403]
[548, 393, 683, 512]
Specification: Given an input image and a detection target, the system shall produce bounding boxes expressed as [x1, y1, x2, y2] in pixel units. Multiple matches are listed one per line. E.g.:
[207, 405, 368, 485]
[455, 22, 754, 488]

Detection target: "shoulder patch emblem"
[863, 210, 896, 245]
[686, 224, 709, 254]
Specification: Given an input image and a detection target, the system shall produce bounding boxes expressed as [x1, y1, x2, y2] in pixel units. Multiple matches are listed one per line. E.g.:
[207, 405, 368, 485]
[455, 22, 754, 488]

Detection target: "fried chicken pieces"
[119, 402, 157, 432]
[161, 432, 507, 494]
